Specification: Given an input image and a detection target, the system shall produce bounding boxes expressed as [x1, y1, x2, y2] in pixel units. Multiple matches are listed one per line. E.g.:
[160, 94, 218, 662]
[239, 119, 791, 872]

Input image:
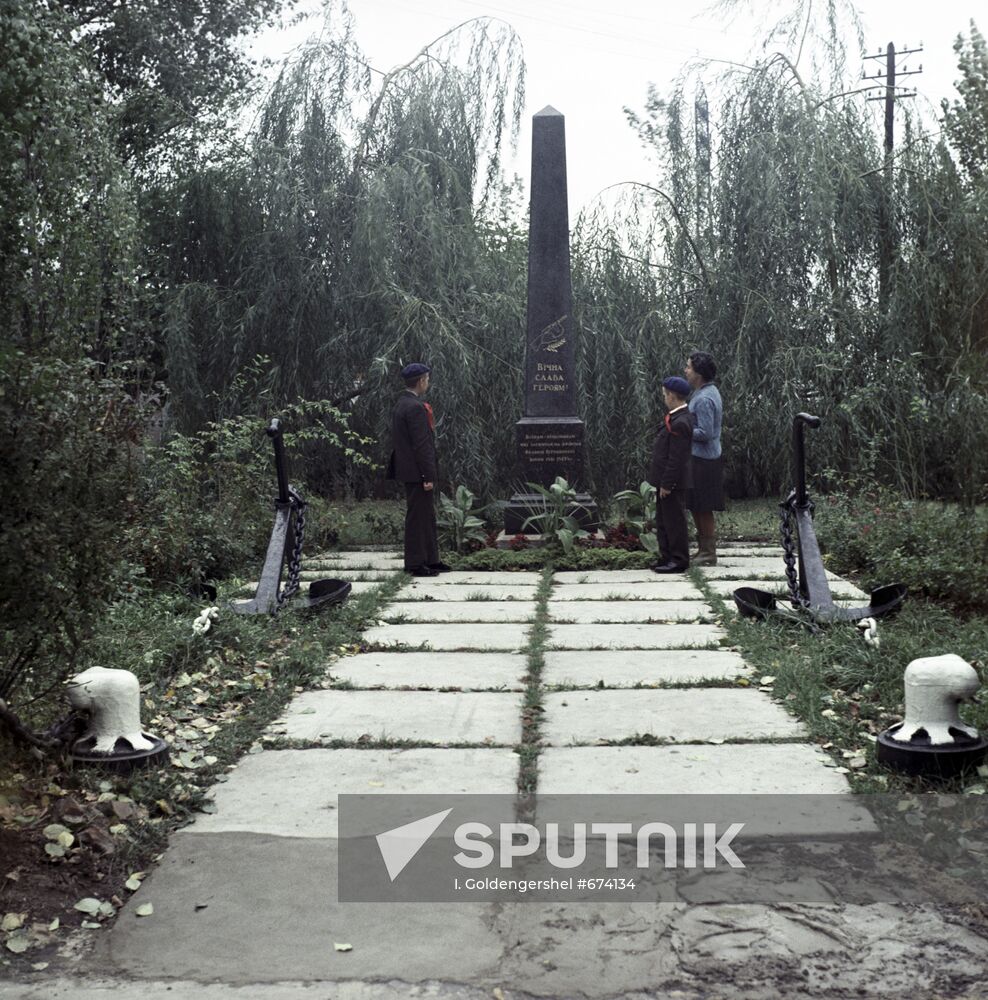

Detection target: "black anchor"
[231, 419, 351, 615]
[733, 413, 907, 625]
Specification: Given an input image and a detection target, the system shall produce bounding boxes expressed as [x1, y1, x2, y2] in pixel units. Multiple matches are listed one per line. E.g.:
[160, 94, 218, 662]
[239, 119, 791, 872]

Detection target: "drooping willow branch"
[598, 182, 711, 291]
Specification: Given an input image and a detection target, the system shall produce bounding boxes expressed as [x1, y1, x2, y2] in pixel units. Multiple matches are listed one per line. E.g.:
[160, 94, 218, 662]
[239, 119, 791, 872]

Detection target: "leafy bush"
[520, 478, 590, 553]
[609, 482, 659, 553]
[447, 545, 655, 572]
[816, 490, 988, 616]
[438, 485, 489, 553]
[0, 354, 148, 707]
[128, 400, 379, 585]
[446, 548, 549, 571]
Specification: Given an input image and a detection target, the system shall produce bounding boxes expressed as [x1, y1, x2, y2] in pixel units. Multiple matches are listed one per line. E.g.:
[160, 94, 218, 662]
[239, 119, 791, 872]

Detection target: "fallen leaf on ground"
[334, 942, 353, 952]
[1, 913, 25, 932]
[135, 903, 154, 917]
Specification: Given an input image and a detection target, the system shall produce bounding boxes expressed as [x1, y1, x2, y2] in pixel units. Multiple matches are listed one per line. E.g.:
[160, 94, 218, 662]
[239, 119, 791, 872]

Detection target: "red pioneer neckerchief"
[423, 402, 435, 431]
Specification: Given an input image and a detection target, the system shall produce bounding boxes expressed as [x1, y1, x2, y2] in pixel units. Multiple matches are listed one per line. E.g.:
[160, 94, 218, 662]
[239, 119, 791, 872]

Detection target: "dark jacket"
[388, 390, 438, 483]
[648, 406, 694, 492]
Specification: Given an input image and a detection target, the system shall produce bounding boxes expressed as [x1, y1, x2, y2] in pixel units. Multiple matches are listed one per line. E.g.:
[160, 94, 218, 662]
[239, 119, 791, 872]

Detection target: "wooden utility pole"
[863, 42, 922, 314]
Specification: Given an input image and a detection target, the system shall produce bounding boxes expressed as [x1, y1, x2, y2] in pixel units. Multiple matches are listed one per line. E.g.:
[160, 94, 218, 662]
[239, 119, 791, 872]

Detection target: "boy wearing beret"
[647, 376, 694, 573]
[388, 363, 449, 577]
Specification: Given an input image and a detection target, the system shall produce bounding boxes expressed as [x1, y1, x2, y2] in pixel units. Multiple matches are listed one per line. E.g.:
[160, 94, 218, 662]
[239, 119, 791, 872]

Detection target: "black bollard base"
[732, 587, 780, 619]
[876, 730, 988, 779]
[70, 735, 171, 774]
[304, 579, 352, 608]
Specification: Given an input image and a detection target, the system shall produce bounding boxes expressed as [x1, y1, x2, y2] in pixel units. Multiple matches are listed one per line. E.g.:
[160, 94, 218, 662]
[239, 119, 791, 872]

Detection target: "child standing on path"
[648, 376, 694, 573]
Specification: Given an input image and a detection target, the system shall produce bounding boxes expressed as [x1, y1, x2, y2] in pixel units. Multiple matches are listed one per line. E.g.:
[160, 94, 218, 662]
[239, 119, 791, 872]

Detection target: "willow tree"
[155, 3, 527, 497]
[610, 0, 988, 502]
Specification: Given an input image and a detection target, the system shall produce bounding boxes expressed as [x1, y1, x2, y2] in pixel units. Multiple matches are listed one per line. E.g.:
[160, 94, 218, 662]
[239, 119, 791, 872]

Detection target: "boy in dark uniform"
[388, 363, 450, 577]
[647, 376, 694, 573]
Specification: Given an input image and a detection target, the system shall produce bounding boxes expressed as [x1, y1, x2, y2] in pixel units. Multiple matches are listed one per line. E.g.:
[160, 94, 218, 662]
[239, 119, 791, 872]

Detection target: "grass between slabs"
[517, 567, 555, 799]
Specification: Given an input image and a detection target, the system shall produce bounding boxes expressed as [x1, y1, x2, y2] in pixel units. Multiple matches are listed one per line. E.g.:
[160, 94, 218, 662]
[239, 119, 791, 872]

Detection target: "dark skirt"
[687, 456, 725, 512]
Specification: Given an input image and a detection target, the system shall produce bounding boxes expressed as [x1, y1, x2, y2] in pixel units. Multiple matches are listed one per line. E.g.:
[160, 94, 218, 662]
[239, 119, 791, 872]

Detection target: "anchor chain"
[779, 493, 804, 608]
[276, 487, 307, 612]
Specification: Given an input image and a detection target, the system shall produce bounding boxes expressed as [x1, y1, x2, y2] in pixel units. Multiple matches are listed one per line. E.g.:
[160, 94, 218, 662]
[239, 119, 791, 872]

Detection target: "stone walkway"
[16, 545, 986, 1000]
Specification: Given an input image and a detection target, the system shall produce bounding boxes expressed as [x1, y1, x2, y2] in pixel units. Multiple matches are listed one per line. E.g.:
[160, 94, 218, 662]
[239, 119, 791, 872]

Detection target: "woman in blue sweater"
[684, 351, 724, 566]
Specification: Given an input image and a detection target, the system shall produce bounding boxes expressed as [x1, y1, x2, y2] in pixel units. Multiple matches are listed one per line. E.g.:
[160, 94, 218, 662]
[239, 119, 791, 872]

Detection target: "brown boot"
[694, 533, 717, 566]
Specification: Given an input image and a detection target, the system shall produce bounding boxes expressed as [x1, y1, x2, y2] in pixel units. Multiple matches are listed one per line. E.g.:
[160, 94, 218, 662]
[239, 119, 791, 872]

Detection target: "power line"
[863, 41, 923, 316]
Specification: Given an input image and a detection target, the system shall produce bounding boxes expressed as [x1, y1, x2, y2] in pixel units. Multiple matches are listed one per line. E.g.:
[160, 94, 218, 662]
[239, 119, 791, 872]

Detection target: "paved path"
[19, 545, 984, 1000]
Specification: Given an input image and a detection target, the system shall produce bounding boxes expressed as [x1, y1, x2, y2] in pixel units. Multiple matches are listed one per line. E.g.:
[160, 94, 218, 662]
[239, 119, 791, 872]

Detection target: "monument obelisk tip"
[534, 105, 563, 117]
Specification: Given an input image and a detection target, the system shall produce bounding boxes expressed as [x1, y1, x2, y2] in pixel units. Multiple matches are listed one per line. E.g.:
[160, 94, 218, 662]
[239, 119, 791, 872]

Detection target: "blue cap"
[662, 376, 691, 396]
[400, 362, 431, 380]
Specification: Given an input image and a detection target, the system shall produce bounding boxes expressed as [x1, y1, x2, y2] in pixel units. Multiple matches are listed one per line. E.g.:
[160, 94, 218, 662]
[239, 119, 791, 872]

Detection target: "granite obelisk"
[503, 106, 598, 534]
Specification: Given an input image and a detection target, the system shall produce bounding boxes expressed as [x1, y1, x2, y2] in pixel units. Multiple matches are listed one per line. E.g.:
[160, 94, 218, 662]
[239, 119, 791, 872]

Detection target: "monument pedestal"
[506, 414, 598, 533]
[503, 495, 600, 535]
[494, 529, 604, 550]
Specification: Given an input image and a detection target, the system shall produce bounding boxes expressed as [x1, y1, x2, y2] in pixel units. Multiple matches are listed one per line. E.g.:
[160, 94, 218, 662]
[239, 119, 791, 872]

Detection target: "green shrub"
[447, 548, 550, 571]
[304, 500, 405, 551]
[128, 401, 379, 585]
[447, 545, 655, 572]
[127, 417, 270, 585]
[519, 478, 590, 554]
[816, 491, 988, 616]
[438, 485, 490, 553]
[0, 354, 145, 707]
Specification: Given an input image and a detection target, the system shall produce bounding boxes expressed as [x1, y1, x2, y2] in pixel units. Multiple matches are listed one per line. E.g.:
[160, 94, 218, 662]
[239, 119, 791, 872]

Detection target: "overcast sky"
[252, 0, 981, 219]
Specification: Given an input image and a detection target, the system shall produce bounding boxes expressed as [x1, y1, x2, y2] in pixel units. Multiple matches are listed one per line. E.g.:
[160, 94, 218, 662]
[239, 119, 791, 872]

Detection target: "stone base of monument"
[493, 530, 606, 550]
[503, 494, 600, 536]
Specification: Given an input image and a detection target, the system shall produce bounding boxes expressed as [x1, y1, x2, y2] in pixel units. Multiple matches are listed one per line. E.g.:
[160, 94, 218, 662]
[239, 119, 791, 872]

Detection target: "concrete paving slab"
[542, 688, 805, 744]
[395, 583, 539, 601]
[712, 556, 789, 569]
[546, 623, 724, 649]
[535, 747, 876, 839]
[700, 564, 845, 581]
[554, 570, 681, 584]
[547, 601, 715, 624]
[102, 833, 504, 983]
[300, 569, 400, 581]
[307, 550, 401, 562]
[717, 546, 785, 556]
[549, 581, 704, 600]
[1, 980, 499, 1000]
[240, 580, 385, 596]
[362, 623, 530, 651]
[418, 571, 544, 585]
[538, 744, 850, 795]
[542, 649, 750, 687]
[190, 748, 519, 837]
[707, 577, 869, 600]
[303, 556, 404, 570]
[382, 601, 536, 623]
[329, 651, 527, 690]
[274, 690, 523, 745]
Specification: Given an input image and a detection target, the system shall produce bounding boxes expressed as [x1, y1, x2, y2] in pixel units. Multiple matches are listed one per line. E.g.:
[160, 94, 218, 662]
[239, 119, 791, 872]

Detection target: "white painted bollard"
[877, 654, 988, 777]
[67, 666, 168, 771]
